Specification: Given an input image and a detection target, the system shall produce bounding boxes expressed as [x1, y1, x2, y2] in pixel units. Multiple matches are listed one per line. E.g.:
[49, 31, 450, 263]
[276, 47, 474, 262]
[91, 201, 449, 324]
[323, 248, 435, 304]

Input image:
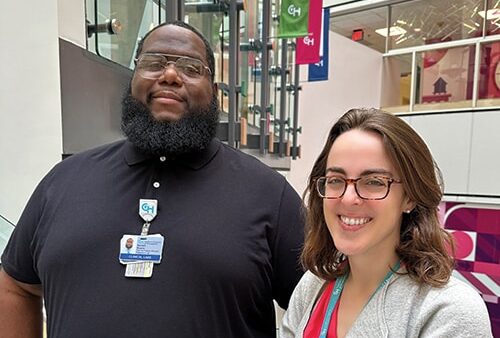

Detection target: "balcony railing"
[0, 215, 15, 263]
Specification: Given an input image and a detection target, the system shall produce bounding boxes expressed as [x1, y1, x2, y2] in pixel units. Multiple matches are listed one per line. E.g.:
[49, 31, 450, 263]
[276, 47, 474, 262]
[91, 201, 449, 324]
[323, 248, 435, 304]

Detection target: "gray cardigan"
[280, 270, 493, 337]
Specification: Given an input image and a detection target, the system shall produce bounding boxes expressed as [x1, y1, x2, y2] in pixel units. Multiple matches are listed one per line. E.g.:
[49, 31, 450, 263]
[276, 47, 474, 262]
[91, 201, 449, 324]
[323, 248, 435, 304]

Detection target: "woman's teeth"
[340, 216, 371, 226]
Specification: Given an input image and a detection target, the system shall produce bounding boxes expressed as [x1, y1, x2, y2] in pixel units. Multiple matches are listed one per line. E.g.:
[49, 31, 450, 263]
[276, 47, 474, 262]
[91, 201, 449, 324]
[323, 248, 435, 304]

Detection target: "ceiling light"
[463, 23, 476, 30]
[375, 26, 407, 37]
[478, 9, 500, 19]
[395, 36, 408, 45]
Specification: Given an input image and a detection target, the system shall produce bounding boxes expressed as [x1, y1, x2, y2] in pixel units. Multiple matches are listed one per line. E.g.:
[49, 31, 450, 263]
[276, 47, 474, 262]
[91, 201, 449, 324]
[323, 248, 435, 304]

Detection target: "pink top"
[303, 280, 339, 338]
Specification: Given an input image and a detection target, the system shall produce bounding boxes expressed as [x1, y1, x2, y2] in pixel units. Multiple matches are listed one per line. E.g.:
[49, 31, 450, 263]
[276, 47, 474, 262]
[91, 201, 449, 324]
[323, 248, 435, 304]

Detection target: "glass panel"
[214, 14, 230, 114]
[330, 7, 388, 53]
[390, 0, 485, 50]
[477, 41, 500, 106]
[0, 215, 14, 264]
[241, 1, 262, 127]
[86, 0, 162, 69]
[380, 54, 412, 113]
[242, 6, 254, 125]
[183, 3, 225, 109]
[486, 0, 500, 36]
[287, 44, 296, 151]
[414, 45, 474, 111]
[184, 2, 223, 70]
[268, 1, 281, 149]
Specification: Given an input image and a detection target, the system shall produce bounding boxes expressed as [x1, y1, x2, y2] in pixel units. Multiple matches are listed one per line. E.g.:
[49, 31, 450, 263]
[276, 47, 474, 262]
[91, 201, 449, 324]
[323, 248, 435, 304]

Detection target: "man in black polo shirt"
[0, 21, 304, 337]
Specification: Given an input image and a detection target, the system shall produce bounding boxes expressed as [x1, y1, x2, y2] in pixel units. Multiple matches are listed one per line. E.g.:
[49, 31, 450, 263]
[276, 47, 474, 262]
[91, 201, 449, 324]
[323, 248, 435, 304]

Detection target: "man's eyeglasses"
[316, 175, 402, 200]
[134, 53, 212, 80]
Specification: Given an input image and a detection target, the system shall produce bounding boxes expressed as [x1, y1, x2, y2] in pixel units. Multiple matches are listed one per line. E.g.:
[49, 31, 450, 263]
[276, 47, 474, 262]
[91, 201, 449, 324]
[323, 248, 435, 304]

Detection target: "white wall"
[288, 32, 383, 195]
[58, 0, 87, 48]
[405, 111, 500, 204]
[0, 1, 63, 223]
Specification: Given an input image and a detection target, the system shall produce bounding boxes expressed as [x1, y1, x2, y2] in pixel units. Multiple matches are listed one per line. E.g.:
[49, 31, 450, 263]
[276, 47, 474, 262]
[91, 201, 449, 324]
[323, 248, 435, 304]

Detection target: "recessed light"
[478, 9, 500, 19]
[375, 26, 407, 37]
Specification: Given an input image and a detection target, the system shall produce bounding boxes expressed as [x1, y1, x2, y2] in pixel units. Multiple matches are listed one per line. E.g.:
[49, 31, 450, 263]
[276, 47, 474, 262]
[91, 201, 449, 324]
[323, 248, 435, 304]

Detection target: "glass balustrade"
[0, 215, 14, 263]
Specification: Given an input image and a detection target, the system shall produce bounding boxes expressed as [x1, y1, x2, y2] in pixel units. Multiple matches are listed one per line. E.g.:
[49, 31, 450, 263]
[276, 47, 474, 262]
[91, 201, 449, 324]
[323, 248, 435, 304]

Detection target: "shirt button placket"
[153, 157, 166, 189]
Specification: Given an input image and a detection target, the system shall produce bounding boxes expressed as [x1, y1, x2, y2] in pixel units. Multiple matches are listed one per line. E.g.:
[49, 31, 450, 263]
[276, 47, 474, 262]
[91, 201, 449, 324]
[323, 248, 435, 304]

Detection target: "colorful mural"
[442, 202, 499, 336]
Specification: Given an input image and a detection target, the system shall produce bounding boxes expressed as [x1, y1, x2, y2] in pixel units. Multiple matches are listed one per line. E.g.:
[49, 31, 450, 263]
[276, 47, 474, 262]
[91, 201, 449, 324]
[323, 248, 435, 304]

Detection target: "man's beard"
[121, 87, 219, 157]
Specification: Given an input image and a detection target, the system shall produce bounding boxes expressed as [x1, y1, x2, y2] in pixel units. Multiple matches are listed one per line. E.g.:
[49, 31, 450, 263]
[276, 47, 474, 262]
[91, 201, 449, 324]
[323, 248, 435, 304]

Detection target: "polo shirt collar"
[124, 138, 221, 170]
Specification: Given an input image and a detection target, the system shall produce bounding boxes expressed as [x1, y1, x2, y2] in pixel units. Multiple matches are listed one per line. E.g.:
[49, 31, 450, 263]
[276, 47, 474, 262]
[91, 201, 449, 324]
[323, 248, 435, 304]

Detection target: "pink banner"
[295, 0, 323, 65]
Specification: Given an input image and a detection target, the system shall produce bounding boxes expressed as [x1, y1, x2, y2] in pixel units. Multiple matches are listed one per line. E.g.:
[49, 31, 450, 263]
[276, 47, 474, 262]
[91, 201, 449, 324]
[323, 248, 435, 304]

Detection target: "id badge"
[119, 234, 164, 264]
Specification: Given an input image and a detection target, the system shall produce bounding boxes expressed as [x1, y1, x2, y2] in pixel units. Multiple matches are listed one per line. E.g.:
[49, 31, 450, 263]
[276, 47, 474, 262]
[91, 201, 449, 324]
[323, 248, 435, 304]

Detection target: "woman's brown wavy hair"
[301, 108, 455, 287]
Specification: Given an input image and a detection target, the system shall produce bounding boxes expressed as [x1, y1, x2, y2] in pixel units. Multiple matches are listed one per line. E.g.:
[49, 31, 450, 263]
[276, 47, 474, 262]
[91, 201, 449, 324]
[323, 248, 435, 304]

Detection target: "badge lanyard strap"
[141, 222, 151, 236]
[318, 261, 400, 338]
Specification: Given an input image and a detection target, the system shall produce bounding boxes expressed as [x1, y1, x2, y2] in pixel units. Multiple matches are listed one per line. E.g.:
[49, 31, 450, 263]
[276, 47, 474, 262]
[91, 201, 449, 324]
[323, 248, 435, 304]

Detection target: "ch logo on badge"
[139, 199, 157, 222]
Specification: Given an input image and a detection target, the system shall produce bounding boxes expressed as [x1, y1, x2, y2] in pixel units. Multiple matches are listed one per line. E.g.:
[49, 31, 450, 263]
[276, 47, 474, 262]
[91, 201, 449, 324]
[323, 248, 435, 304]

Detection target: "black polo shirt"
[2, 138, 305, 338]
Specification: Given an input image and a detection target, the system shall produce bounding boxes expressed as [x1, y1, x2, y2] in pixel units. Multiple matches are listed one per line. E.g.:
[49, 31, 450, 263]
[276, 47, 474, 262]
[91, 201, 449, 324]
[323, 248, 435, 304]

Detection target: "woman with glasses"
[280, 108, 492, 337]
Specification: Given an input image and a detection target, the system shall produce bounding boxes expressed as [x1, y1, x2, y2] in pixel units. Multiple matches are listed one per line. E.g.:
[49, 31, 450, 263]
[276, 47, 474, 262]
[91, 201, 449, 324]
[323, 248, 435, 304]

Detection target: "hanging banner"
[278, 0, 310, 38]
[296, 0, 323, 64]
[308, 8, 330, 82]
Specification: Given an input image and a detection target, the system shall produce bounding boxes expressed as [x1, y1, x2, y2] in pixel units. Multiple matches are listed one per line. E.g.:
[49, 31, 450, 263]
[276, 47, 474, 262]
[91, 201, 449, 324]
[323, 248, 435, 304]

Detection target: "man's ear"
[213, 82, 218, 95]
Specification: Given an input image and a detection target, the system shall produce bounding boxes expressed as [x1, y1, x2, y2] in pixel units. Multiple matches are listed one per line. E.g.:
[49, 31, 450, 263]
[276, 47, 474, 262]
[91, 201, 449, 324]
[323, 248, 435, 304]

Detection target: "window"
[389, 0, 485, 50]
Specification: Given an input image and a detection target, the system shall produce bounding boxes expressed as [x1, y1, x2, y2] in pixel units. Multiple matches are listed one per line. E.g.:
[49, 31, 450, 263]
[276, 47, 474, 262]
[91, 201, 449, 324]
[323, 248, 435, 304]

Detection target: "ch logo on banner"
[303, 36, 315, 46]
[139, 199, 158, 222]
[288, 4, 301, 17]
